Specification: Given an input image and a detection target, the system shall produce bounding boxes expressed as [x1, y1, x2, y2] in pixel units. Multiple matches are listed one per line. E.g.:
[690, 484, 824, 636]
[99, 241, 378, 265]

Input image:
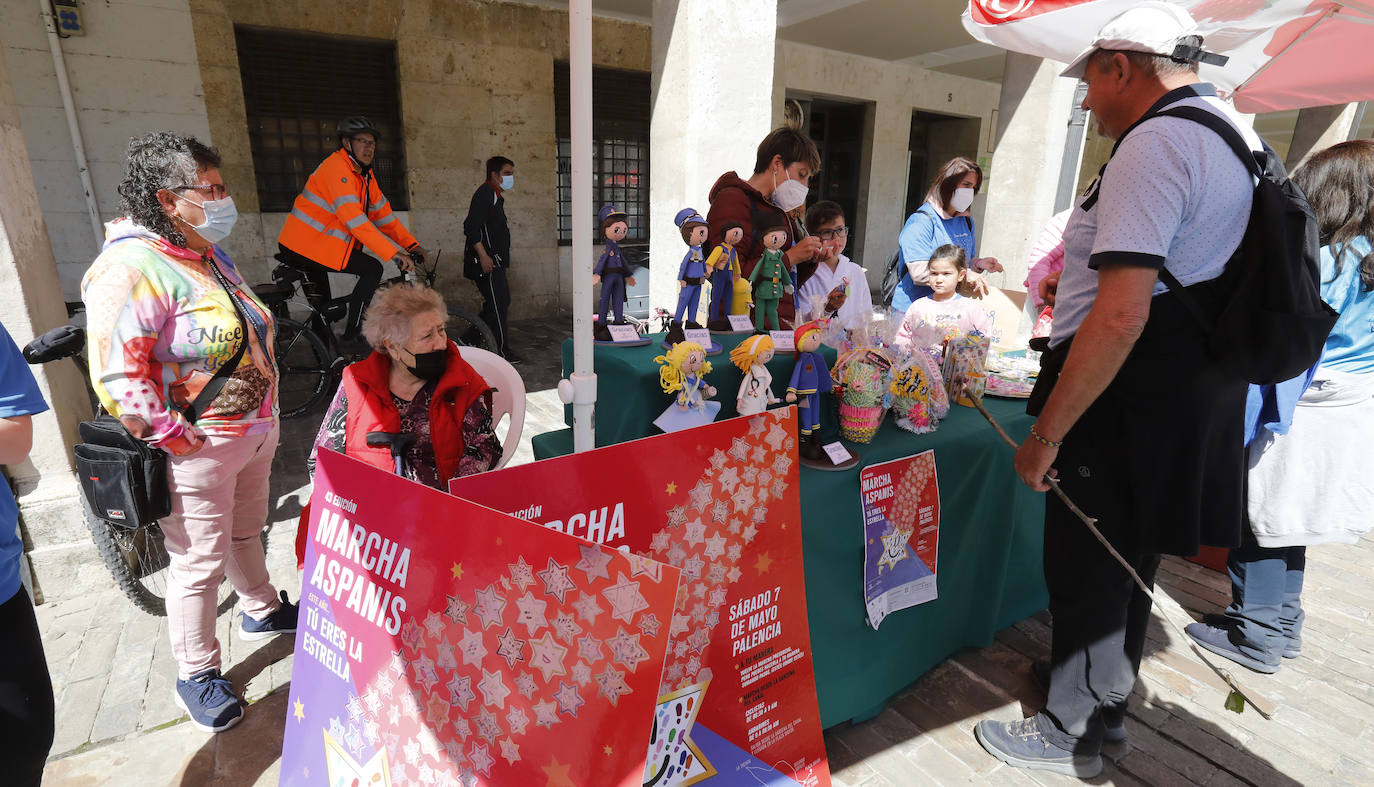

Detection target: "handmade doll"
[652, 341, 720, 433]
[705, 222, 744, 330]
[673, 208, 709, 329]
[592, 204, 635, 339]
[730, 333, 780, 416]
[785, 321, 831, 459]
[748, 224, 795, 332]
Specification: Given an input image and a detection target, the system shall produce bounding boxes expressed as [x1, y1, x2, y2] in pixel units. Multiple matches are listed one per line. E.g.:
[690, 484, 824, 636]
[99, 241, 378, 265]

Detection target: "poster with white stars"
[859, 451, 941, 630]
[280, 450, 680, 787]
[450, 407, 830, 787]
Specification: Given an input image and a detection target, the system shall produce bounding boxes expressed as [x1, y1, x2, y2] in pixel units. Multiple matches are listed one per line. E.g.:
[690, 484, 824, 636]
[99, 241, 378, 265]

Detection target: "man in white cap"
[975, 3, 1259, 778]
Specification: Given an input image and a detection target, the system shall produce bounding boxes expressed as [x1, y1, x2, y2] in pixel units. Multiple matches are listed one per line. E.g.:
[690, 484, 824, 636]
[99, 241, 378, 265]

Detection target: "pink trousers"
[162, 426, 282, 679]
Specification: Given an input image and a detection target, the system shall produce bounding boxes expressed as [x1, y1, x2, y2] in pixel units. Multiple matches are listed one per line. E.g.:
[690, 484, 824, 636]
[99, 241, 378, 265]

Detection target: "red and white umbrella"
[962, 0, 1374, 113]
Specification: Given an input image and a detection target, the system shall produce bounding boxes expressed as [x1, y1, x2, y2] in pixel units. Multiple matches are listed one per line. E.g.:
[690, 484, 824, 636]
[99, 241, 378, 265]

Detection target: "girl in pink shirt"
[894, 244, 991, 357]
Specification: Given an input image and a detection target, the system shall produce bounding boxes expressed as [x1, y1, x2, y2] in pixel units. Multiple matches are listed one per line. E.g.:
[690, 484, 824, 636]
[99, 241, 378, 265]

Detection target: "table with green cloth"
[533, 335, 1047, 728]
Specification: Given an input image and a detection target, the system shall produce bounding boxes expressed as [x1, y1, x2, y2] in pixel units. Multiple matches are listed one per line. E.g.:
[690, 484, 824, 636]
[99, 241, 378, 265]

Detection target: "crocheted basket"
[839, 402, 884, 444]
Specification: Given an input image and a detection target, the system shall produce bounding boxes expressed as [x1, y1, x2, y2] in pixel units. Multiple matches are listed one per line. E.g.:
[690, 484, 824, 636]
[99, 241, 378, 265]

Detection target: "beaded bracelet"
[1028, 425, 1063, 448]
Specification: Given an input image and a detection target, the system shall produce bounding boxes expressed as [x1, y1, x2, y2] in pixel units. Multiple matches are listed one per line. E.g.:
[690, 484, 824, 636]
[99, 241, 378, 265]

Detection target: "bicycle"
[23, 325, 262, 617]
[256, 249, 499, 419]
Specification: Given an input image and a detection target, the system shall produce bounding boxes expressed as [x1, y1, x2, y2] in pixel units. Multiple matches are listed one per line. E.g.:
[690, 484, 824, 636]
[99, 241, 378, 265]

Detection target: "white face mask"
[181, 195, 238, 244]
[951, 186, 976, 213]
[500, 174, 514, 191]
[772, 169, 809, 212]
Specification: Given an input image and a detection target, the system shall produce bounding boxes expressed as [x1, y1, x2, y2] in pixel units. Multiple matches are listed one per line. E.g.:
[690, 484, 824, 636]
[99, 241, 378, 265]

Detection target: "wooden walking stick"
[969, 394, 1276, 719]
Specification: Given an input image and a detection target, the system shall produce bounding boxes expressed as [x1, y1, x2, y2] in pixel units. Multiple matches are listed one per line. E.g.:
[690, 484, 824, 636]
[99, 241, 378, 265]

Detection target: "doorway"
[906, 110, 983, 218]
[791, 97, 870, 256]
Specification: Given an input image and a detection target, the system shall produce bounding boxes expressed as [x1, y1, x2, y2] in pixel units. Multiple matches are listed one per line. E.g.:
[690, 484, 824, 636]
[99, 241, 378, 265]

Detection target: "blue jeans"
[1223, 527, 1305, 665]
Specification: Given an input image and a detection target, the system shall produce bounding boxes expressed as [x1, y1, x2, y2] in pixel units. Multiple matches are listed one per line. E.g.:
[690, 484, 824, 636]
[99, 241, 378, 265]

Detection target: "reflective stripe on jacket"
[277, 149, 417, 270]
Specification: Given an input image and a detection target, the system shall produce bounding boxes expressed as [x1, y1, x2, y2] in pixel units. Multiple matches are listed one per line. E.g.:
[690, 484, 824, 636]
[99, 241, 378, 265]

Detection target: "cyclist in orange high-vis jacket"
[277, 117, 428, 341]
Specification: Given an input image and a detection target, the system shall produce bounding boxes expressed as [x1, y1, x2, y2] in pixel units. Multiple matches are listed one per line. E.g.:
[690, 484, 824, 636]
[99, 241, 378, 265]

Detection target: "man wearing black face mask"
[278, 117, 429, 343]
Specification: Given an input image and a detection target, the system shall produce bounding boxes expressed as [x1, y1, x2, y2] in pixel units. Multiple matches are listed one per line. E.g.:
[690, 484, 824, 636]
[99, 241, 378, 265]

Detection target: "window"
[554, 63, 651, 244]
[235, 27, 409, 212]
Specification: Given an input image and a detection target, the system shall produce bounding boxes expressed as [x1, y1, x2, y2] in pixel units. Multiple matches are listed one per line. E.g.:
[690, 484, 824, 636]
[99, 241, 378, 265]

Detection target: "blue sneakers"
[238, 590, 299, 641]
[975, 717, 1103, 778]
[174, 669, 243, 733]
[1184, 622, 1280, 674]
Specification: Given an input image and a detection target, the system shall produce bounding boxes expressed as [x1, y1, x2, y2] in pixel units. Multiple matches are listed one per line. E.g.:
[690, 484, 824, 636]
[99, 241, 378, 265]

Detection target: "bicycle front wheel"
[275, 317, 334, 419]
[448, 305, 498, 352]
[83, 498, 262, 617]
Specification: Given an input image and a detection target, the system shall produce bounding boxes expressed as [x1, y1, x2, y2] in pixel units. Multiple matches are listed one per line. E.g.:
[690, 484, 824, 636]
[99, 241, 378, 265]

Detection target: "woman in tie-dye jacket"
[82, 132, 296, 734]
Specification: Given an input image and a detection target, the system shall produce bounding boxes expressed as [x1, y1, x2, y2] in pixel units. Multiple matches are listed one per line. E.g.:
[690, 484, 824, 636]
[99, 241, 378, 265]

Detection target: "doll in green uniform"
[748, 223, 795, 332]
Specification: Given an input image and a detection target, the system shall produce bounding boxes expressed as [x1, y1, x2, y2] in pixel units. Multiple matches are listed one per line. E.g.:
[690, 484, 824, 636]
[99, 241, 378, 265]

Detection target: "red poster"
[860, 451, 941, 630]
[450, 408, 831, 786]
[281, 451, 680, 786]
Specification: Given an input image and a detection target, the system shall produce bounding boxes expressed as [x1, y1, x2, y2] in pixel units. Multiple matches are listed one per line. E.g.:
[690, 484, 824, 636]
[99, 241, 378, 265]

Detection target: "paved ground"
[39, 315, 1374, 785]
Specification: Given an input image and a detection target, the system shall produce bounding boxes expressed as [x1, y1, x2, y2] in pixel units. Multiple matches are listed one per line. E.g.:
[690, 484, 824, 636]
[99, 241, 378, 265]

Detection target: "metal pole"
[39, 0, 103, 248]
[1053, 82, 1089, 213]
[568, 0, 597, 453]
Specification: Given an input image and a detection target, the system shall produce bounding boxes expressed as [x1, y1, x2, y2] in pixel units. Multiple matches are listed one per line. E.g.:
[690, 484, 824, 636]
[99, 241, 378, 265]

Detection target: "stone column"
[649, 0, 777, 317]
[1285, 103, 1361, 172]
[0, 50, 92, 603]
[978, 53, 1084, 293]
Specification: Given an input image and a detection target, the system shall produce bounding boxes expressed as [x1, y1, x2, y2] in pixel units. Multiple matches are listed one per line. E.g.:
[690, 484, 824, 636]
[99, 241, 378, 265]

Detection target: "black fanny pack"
[683, 276, 703, 286]
[75, 256, 250, 527]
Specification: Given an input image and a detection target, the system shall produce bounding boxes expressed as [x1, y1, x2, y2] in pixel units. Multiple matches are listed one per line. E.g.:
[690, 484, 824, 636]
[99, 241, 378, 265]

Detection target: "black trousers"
[0, 588, 54, 785]
[277, 244, 384, 335]
[474, 266, 511, 354]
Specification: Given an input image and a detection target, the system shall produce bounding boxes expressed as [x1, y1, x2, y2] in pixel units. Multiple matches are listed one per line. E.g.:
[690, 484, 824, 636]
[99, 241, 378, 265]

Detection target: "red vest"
[340, 342, 487, 485]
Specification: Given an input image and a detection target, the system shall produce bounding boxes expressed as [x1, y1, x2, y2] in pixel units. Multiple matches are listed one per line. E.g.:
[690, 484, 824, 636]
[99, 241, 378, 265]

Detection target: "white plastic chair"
[459, 347, 525, 469]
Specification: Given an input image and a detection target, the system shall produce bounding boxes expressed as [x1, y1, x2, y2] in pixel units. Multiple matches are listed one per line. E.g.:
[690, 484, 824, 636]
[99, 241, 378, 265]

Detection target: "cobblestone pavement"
[40, 316, 1374, 785]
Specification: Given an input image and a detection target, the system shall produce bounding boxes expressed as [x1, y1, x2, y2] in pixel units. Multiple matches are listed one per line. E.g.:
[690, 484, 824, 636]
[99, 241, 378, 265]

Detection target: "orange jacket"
[277, 148, 417, 271]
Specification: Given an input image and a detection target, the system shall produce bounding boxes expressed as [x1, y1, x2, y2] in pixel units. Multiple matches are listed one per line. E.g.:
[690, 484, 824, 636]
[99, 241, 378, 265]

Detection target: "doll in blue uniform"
[785, 321, 831, 460]
[673, 208, 709, 329]
[593, 204, 636, 341]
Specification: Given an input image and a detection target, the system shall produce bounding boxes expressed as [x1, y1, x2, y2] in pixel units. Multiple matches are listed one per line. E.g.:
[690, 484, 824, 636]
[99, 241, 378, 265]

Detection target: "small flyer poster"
[451, 407, 831, 787]
[860, 451, 941, 630]
[280, 450, 680, 787]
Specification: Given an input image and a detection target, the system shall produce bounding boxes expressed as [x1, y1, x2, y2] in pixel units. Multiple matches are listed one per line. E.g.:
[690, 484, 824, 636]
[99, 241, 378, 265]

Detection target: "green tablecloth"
[558, 333, 839, 446]
[533, 394, 1047, 729]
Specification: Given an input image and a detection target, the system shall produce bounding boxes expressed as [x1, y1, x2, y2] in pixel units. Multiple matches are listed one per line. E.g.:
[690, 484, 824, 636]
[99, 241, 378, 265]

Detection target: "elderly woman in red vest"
[308, 283, 501, 487]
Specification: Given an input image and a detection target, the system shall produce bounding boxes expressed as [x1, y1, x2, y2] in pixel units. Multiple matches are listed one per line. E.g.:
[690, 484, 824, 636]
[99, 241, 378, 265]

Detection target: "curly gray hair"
[361, 282, 447, 350]
[116, 132, 222, 247]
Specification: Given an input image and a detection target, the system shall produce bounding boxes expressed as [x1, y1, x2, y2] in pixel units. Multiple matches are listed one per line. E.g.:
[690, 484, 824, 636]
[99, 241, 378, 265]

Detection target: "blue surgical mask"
[181, 195, 238, 244]
[500, 174, 514, 191]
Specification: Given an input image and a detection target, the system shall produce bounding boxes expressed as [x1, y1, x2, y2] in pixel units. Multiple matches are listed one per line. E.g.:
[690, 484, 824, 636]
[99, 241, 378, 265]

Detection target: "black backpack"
[1151, 106, 1337, 386]
[880, 248, 903, 309]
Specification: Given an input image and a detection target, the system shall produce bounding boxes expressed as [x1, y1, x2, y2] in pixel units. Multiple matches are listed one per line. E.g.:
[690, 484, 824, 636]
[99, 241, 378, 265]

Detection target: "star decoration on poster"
[528, 631, 569, 682]
[446, 674, 475, 711]
[495, 627, 526, 668]
[603, 572, 650, 622]
[553, 681, 583, 717]
[574, 543, 613, 582]
[537, 558, 576, 603]
[607, 627, 651, 670]
[473, 584, 508, 629]
[507, 555, 536, 590]
[878, 528, 910, 573]
[443, 593, 469, 625]
[514, 591, 549, 635]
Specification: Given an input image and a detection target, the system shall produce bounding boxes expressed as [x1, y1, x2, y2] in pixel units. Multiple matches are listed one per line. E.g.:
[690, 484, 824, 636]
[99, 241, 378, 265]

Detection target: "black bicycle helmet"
[336, 116, 380, 144]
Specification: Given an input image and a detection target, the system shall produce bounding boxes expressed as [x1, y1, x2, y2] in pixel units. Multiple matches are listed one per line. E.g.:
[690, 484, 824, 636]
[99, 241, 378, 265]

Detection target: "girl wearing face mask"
[309, 282, 502, 492]
[706, 127, 825, 329]
[83, 132, 292, 734]
[890, 157, 1004, 314]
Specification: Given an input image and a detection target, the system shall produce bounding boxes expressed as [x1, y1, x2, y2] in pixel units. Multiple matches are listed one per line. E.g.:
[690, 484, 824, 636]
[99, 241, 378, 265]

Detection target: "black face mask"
[401, 347, 446, 382]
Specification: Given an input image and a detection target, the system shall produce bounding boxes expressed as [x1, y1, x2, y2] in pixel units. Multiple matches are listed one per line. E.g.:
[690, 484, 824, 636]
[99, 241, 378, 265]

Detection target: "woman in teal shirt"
[892, 156, 1002, 313]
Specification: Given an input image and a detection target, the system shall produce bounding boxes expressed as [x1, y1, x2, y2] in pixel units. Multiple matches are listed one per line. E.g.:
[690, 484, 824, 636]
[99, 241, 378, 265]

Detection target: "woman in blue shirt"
[891, 156, 1003, 314]
[1185, 140, 1374, 674]
[0, 320, 55, 785]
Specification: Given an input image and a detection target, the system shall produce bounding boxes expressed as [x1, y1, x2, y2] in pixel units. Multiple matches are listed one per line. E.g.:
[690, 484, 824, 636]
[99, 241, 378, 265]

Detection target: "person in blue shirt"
[1185, 139, 1374, 674]
[891, 156, 1003, 314]
[0, 320, 55, 785]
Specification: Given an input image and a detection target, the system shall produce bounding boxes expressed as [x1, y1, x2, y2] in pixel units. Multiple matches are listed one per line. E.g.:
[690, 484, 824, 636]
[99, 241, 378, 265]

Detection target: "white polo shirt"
[796, 254, 874, 331]
[1050, 84, 1260, 347]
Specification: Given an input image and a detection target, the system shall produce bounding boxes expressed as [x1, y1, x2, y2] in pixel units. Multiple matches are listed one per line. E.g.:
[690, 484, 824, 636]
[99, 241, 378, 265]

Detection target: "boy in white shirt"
[796, 201, 873, 332]
[893, 244, 991, 356]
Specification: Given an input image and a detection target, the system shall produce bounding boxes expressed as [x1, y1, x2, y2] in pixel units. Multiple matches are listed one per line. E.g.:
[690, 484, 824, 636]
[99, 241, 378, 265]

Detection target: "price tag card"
[684, 328, 712, 347]
[607, 324, 640, 343]
[823, 441, 854, 464]
[770, 330, 794, 352]
[727, 314, 754, 331]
